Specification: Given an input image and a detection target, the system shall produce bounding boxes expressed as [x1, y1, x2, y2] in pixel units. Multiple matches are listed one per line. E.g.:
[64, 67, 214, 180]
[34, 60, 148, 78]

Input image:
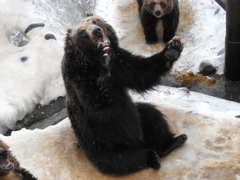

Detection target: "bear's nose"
[93, 27, 102, 36]
[155, 10, 161, 16]
[0, 149, 7, 159]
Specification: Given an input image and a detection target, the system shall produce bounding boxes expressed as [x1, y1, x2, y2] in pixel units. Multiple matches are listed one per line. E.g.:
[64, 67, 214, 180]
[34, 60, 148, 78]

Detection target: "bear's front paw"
[164, 36, 183, 61]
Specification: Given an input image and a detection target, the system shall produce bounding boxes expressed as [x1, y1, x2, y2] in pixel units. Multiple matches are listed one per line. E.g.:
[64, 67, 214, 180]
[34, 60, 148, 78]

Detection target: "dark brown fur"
[62, 15, 187, 176]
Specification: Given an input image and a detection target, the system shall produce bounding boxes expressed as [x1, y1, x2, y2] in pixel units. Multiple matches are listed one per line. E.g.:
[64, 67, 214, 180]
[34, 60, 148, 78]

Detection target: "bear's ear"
[86, 13, 93, 17]
[104, 22, 119, 47]
[104, 23, 115, 37]
[67, 28, 72, 34]
[67, 29, 72, 38]
[66, 29, 74, 49]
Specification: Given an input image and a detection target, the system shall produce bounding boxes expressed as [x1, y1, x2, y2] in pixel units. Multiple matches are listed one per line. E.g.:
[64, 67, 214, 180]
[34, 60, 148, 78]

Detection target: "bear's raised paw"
[164, 36, 183, 61]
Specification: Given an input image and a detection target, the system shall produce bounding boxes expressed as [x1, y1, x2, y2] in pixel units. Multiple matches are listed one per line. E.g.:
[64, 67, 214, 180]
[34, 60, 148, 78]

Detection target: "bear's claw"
[103, 47, 109, 51]
[175, 134, 187, 144]
[166, 36, 183, 51]
[98, 43, 110, 58]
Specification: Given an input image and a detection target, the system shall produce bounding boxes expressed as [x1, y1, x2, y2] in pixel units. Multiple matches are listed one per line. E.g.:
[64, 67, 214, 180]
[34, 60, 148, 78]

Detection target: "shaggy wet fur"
[62, 15, 187, 176]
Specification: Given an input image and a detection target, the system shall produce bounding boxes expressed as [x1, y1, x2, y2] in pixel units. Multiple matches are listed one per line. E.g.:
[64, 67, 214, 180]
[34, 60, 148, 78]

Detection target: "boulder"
[199, 60, 217, 75]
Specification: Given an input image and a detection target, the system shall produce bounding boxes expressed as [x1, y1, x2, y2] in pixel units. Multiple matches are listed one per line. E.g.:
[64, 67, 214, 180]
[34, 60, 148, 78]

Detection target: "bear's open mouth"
[95, 35, 110, 46]
[0, 159, 14, 173]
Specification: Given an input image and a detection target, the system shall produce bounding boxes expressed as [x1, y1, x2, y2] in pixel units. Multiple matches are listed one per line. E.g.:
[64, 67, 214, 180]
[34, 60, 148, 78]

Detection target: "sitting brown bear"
[62, 15, 187, 176]
[0, 139, 37, 180]
[137, 0, 180, 44]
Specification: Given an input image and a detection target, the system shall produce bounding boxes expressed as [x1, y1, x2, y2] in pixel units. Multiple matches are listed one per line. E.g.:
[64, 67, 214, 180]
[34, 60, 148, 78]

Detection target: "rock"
[9, 31, 29, 47]
[14, 97, 66, 132]
[28, 108, 67, 130]
[21, 57, 28, 62]
[44, 34, 57, 40]
[160, 75, 182, 87]
[199, 60, 217, 76]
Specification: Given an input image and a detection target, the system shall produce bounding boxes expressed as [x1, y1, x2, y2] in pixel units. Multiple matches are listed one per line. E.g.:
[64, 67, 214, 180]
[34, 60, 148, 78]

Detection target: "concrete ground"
[161, 74, 240, 104]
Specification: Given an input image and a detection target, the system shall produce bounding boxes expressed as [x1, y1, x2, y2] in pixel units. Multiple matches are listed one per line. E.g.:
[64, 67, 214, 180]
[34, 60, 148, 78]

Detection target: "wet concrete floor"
[161, 74, 240, 103]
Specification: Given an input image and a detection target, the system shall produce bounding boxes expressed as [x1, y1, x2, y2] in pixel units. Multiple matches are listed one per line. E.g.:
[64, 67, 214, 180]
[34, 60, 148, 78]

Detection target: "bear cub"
[137, 0, 180, 44]
[62, 15, 187, 176]
[0, 139, 37, 180]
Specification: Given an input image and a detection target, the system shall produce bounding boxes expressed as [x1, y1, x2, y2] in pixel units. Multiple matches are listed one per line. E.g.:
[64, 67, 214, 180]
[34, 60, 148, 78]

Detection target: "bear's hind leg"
[159, 134, 187, 157]
[137, 103, 187, 158]
[87, 147, 160, 176]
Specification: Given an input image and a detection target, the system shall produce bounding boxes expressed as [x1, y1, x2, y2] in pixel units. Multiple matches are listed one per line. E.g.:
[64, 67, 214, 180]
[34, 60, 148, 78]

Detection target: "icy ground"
[1, 88, 240, 180]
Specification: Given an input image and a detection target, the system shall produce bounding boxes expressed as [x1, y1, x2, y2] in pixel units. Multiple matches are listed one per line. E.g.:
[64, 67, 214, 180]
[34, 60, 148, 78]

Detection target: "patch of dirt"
[175, 72, 217, 88]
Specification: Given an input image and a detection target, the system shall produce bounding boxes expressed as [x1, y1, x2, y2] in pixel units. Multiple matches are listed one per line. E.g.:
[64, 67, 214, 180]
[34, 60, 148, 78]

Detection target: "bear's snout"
[93, 27, 103, 37]
[155, 10, 161, 17]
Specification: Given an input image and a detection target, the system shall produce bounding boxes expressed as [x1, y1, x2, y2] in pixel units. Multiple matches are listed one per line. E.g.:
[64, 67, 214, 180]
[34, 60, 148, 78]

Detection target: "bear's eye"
[160, 2, 166, 8]
[92, 20, 97, 24]
[150, 2, 156, 9]
[79, 30, 85, 35]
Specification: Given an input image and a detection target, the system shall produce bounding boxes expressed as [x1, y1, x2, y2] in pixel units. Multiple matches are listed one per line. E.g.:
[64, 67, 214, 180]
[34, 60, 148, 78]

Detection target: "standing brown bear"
[62, 15, 187, 176]
[137, 0, 180, 44]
